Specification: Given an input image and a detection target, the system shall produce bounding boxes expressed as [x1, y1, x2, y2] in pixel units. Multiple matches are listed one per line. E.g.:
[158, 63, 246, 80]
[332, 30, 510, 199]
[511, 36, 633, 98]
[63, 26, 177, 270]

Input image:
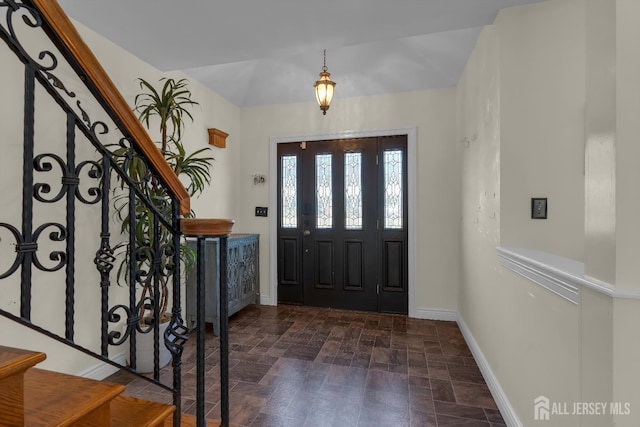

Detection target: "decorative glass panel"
[344, 152, 362, 230]
[316, 153, 333, 229]
[384, 149, 403, 229]
[281, 155, 297, 228]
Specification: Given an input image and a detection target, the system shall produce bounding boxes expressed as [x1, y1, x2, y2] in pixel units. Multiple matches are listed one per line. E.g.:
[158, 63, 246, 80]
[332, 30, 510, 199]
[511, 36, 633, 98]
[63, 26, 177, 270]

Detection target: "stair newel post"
[180, 218, 234, 427]
[219, 235, 230, 427]
[195, 235, 207, 427]
[171, 202, 184, 427]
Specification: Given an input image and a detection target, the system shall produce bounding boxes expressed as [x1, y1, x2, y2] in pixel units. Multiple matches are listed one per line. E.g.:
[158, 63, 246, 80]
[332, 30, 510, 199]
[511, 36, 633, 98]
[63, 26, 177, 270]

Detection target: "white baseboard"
[413, 307, 457, 321]
[457, 315, 522, 427]
[259, 295, 276, 306]
[77, 352, 127, 380]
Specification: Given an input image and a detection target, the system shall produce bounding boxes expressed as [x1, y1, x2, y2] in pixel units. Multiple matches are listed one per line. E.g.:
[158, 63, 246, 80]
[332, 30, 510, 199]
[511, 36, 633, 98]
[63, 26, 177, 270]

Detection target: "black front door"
[277, 135, 408, 313]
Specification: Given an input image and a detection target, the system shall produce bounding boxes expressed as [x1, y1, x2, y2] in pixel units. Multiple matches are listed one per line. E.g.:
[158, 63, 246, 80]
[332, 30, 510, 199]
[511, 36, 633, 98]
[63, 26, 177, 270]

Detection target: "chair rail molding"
[496, 246, 640, 303]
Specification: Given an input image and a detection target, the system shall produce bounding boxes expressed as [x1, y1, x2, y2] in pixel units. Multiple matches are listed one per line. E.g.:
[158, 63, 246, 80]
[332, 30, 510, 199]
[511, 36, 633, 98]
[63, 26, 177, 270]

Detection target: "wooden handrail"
[31, 0, 190, 215]
[180, 219, 235, 237]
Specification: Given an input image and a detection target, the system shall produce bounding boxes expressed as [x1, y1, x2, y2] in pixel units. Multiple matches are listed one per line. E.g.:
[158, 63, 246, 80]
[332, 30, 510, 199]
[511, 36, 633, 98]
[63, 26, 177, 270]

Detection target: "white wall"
[238, 88, 460, 314]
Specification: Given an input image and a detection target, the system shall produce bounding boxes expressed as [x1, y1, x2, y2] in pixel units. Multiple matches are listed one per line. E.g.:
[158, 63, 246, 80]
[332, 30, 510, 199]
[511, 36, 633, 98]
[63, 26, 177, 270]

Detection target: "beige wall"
[2, 3, 640, 425]
[457, 4, 585, 424]
[0, 16, 461, 375]
[238, 89, 460, 313]
[459, 0, 640, 426]
[613, 0, 640, 422]
[499, 0, 586, 261]
[0, 20, 241, 375]
[615, 0, 640, 291]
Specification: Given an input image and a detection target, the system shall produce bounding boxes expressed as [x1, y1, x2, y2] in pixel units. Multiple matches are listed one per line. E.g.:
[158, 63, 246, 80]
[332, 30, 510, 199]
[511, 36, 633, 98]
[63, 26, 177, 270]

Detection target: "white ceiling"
[59, 0, 546, 108]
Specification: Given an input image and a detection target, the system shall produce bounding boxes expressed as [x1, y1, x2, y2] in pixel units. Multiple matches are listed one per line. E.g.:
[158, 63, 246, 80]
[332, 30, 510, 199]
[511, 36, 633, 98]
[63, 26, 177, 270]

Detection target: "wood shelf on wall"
[208, 128, 228, 148]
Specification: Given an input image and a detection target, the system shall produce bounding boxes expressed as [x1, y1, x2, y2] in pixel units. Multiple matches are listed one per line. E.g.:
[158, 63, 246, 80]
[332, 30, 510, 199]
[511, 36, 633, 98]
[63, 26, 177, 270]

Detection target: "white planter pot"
[126, 317, 172, 373]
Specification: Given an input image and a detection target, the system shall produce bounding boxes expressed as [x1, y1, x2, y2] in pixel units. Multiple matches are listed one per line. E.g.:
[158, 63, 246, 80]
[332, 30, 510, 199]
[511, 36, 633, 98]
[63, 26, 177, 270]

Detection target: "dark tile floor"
[106, 305, 506, 427]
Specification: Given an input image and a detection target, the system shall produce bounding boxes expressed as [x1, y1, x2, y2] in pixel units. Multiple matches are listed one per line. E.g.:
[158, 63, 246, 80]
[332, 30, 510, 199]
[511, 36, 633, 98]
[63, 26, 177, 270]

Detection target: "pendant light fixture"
[314, 49, 336, 115]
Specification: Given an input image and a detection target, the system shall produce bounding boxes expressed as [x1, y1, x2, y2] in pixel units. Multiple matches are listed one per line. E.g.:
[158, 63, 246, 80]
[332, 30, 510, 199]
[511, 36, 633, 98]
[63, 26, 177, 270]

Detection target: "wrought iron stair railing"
[0, 1, 231, 426]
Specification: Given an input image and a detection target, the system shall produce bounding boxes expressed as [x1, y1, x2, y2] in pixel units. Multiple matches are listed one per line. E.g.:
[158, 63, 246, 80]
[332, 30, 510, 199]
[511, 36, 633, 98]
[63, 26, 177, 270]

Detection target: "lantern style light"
[314, 49, 336, 115]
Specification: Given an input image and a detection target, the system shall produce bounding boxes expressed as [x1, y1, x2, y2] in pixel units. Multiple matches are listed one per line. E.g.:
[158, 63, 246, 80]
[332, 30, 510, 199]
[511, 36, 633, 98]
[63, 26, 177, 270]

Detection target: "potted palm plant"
[113, 77, 213, 372]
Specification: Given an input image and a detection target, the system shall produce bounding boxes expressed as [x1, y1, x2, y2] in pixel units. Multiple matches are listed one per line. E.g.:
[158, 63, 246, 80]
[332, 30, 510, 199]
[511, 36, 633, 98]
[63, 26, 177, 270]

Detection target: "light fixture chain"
[323, 49, 327, 72]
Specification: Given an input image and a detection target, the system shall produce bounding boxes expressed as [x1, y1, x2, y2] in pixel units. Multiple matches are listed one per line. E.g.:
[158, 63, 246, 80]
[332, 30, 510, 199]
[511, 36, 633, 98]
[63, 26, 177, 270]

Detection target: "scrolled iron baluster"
[135, 296, 155, 334]
[134, 245, 155, 289]
[32, 155, 103, 205]
[31, 222, 67, 272]
[170, 201, 184, 427]
[64, 112, 76, 341]
[96, 155, 113, 356]
[152, 211, 161, 381]
[165, 316, 188, 357]
[116, 138, 153, 187]
[107, 304, 133, 346]
[94, 239, 115, 274]
[0, 222, 25, 279]
[109, 138, 174, 228]
[159, 242, 176, 278]
[75, 160, 103, 204]
[33, 153, 68, 203]
[89, 119, 109, 136]
[151, 195, 170, 214]
[0, 1, 76, 98]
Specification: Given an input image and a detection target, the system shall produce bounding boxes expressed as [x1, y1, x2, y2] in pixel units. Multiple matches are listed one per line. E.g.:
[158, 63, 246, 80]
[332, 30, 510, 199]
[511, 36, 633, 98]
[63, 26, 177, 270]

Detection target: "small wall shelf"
[208, 128, 228, 148]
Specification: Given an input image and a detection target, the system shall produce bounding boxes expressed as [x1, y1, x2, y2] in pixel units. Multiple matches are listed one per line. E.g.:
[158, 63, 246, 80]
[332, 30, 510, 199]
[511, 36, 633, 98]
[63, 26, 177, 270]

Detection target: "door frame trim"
[269, 127, 417, 317]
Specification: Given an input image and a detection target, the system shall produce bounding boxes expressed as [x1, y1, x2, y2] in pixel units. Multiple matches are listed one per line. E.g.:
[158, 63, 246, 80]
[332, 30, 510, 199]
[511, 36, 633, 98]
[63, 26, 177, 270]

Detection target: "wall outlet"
[255, 206, 268, 217]
[531, 198, 547, 219]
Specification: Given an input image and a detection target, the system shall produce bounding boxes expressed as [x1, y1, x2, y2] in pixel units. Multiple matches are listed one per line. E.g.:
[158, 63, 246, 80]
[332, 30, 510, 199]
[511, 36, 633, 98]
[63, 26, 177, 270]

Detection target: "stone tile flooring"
[106, 305, 506, 426]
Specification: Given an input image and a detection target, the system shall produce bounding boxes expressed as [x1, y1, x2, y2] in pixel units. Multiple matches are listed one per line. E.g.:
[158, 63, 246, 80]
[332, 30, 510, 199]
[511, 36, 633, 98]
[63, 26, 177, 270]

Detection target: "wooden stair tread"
[0, 345, 46, 381]
[0, 346, 227, 427]
[111, 395, 175, 427]
[23, 368, 125, 426]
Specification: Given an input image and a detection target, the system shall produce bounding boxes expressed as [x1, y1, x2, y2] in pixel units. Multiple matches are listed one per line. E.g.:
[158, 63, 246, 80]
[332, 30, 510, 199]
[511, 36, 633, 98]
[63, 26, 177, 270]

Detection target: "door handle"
[303, 229, 311, 236]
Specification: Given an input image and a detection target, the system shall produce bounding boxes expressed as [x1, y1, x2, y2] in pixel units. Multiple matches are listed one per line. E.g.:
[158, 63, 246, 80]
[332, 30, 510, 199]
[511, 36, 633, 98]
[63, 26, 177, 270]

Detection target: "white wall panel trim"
[496, 246, 640, 303]
[413, 308, 457, 321]
[76, 353, 126, 380]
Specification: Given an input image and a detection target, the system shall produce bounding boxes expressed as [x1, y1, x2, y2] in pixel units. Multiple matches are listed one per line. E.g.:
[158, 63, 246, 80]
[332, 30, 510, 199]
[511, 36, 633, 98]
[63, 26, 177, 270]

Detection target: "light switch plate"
[255, 206, 268, 217]
[531, 198, 547, 219]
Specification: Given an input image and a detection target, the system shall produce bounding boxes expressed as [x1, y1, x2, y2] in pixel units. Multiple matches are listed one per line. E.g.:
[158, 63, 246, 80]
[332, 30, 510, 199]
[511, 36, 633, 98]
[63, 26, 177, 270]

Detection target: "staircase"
[0, 345, 221, 427]
[1, 0, 235, 424]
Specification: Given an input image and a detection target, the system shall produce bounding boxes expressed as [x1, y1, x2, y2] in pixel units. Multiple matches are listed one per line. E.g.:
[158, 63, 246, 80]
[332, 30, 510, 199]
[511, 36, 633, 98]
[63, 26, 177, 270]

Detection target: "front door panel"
[277, 136, 407, 313]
